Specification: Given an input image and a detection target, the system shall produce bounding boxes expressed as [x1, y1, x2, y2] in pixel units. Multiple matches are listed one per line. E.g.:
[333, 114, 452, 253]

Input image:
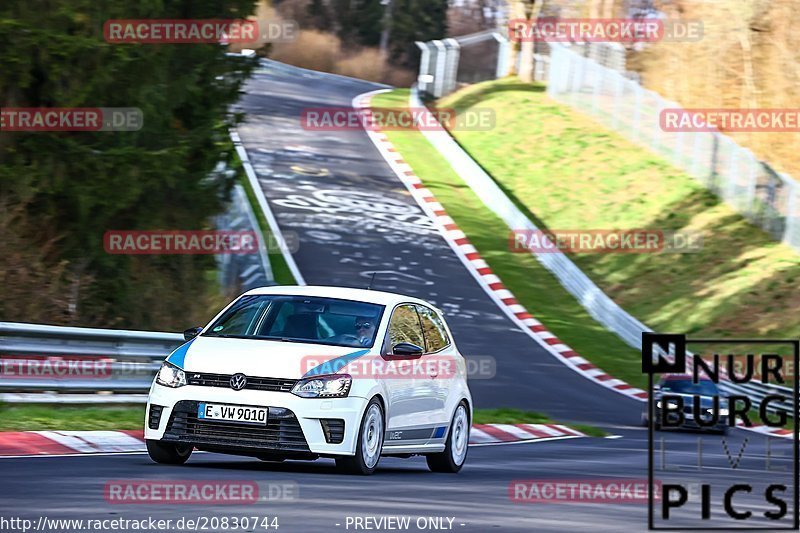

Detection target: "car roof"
[241, 285, 437, 309]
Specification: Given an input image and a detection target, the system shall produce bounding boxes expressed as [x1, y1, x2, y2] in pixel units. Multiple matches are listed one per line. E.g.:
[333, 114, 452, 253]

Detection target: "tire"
[426, 402, 469, 473]
[146, 440, 192, 465]
[336, 398, 384, 475]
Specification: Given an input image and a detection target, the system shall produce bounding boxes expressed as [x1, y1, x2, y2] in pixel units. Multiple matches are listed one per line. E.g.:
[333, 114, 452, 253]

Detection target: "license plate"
[197, 403, 268, 425]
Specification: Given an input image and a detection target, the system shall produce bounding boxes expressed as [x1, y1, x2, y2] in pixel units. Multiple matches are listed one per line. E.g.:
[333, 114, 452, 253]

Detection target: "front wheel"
[336, 398, 384, 475]
[427, 402, 469, 473]
[146, 440, 192, 465]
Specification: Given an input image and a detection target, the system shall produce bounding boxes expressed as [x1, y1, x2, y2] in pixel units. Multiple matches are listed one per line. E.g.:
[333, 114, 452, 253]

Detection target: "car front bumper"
[145, 383, 368, 457]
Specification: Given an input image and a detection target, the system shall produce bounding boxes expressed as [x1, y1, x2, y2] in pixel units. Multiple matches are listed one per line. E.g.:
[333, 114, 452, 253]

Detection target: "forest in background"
[0, 0, 258, 329]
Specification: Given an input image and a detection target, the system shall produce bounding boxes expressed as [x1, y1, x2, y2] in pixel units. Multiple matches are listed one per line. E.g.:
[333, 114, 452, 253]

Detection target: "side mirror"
[392, 342, 424, 356]
[183, 327, 203, 341]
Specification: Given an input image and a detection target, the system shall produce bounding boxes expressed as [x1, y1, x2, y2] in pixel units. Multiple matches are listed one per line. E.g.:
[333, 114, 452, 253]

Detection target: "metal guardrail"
[0, 322, 183, 398]
[718, 380, 794, 415]
[409, 86, 655, 353]
[1, 321, 796, 414]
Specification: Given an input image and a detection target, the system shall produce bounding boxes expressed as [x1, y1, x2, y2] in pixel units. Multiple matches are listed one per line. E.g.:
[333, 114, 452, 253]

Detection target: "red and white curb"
[470, 424, 585, 445]
[733, 425, 793, 439]
[353, 90, 790, 440]
[353, 90, 647, 403]
[0, 430, 146, 457]
[0, 426, 582, 457]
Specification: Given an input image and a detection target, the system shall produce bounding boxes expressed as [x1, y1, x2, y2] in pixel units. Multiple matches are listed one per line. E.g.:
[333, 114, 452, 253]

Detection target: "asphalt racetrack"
[2, 62, 795, 533]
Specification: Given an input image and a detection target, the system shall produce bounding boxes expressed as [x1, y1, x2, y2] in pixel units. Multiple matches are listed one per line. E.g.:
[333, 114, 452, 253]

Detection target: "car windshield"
[202, 295, 384, 348]
[660, 379, 719, 396]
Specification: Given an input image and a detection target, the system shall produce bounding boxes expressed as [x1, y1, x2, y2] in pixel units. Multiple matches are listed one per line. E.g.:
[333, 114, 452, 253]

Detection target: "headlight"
[291, 374, 351, 398]
[156, 362, 186, 388]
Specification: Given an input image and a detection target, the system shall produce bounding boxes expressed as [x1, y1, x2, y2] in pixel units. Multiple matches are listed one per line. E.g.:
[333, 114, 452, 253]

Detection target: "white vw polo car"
[145, 285, 472, 474]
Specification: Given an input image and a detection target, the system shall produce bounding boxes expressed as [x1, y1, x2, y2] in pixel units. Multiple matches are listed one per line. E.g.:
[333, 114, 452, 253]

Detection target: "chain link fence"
[415, 34, 800, 252]
[546, 42, 800, 251]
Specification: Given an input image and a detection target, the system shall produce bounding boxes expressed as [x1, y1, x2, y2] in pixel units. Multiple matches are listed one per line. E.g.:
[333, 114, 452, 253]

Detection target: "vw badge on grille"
[230, 373, 247, 391]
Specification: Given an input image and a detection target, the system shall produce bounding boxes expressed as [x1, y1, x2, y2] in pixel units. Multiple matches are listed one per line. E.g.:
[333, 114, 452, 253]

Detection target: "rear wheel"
[427, 402, 469, 473]
[146, 440, 192, 465]
[336, 398, 384, 475]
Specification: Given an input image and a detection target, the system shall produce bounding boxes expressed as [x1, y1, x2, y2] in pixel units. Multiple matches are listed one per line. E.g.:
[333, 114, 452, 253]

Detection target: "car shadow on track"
[140, 456, 439, 476]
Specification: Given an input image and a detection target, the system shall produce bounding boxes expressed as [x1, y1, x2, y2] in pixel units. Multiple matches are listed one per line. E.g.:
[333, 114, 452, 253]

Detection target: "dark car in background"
[642, 375, 729, 434]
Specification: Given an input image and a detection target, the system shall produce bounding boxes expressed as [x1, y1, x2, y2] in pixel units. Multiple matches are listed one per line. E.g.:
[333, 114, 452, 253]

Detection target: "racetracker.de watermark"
[104, 19, 297, 44]
[1, 108, 142, 132]
[0, 356, 112, 379]
[300, 355, 496, 380]
[300, 107, 495, 131]
[509, 479, 661, 503]
[660, 109, 800, 132]
[509, 229, 703, 254]
[508, 18, 703, 43]
[104, 230, 258, 255]
[104, 480, 298, 504]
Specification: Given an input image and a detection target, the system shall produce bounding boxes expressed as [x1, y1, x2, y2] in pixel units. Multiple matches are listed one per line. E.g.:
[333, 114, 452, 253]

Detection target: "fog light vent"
[148, 405, 164, 430]
[320, 419, 345, 444]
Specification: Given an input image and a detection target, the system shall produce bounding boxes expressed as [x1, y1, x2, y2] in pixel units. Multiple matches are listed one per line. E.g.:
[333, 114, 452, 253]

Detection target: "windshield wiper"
[253, 335, 303, 343]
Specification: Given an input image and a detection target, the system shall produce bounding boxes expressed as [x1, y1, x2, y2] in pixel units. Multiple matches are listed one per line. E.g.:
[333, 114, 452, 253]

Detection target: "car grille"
[186, 372, 297, 392]
[162, 400, 310, 452]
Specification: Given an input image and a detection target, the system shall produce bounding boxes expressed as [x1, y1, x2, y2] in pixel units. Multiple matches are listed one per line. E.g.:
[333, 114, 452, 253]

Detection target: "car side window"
[416, 305, 450, 353]
[387, 304, 425, 350]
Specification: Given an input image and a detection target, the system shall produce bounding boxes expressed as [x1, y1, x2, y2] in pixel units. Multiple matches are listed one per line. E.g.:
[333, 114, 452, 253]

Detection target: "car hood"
[167, 336, 371, 379]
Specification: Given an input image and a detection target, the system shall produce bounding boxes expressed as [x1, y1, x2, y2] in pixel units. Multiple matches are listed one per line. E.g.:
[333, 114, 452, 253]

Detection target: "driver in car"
[354, 317, 376, 346]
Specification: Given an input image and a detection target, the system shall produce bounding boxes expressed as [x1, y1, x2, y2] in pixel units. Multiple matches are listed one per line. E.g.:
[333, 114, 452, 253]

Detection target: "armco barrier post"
[494, 33, 510, 79]
[415, 41, 432, 96]
[443, 38, 460, 95]
[432, 40, 447, 98]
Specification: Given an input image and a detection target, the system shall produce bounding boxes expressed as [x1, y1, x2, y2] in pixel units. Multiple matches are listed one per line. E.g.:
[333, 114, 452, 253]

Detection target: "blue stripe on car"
[166, 339, 195, 369]
[433, 426, 446, 439]
[303, 349, 370, 378]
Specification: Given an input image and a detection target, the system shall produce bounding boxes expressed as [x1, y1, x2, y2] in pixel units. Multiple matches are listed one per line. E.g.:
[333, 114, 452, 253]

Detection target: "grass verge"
[372, 89, 645, 387]
[0, 404, 603, 436]
[0, 404, 146, 431]
[437, 78, 799, 346]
